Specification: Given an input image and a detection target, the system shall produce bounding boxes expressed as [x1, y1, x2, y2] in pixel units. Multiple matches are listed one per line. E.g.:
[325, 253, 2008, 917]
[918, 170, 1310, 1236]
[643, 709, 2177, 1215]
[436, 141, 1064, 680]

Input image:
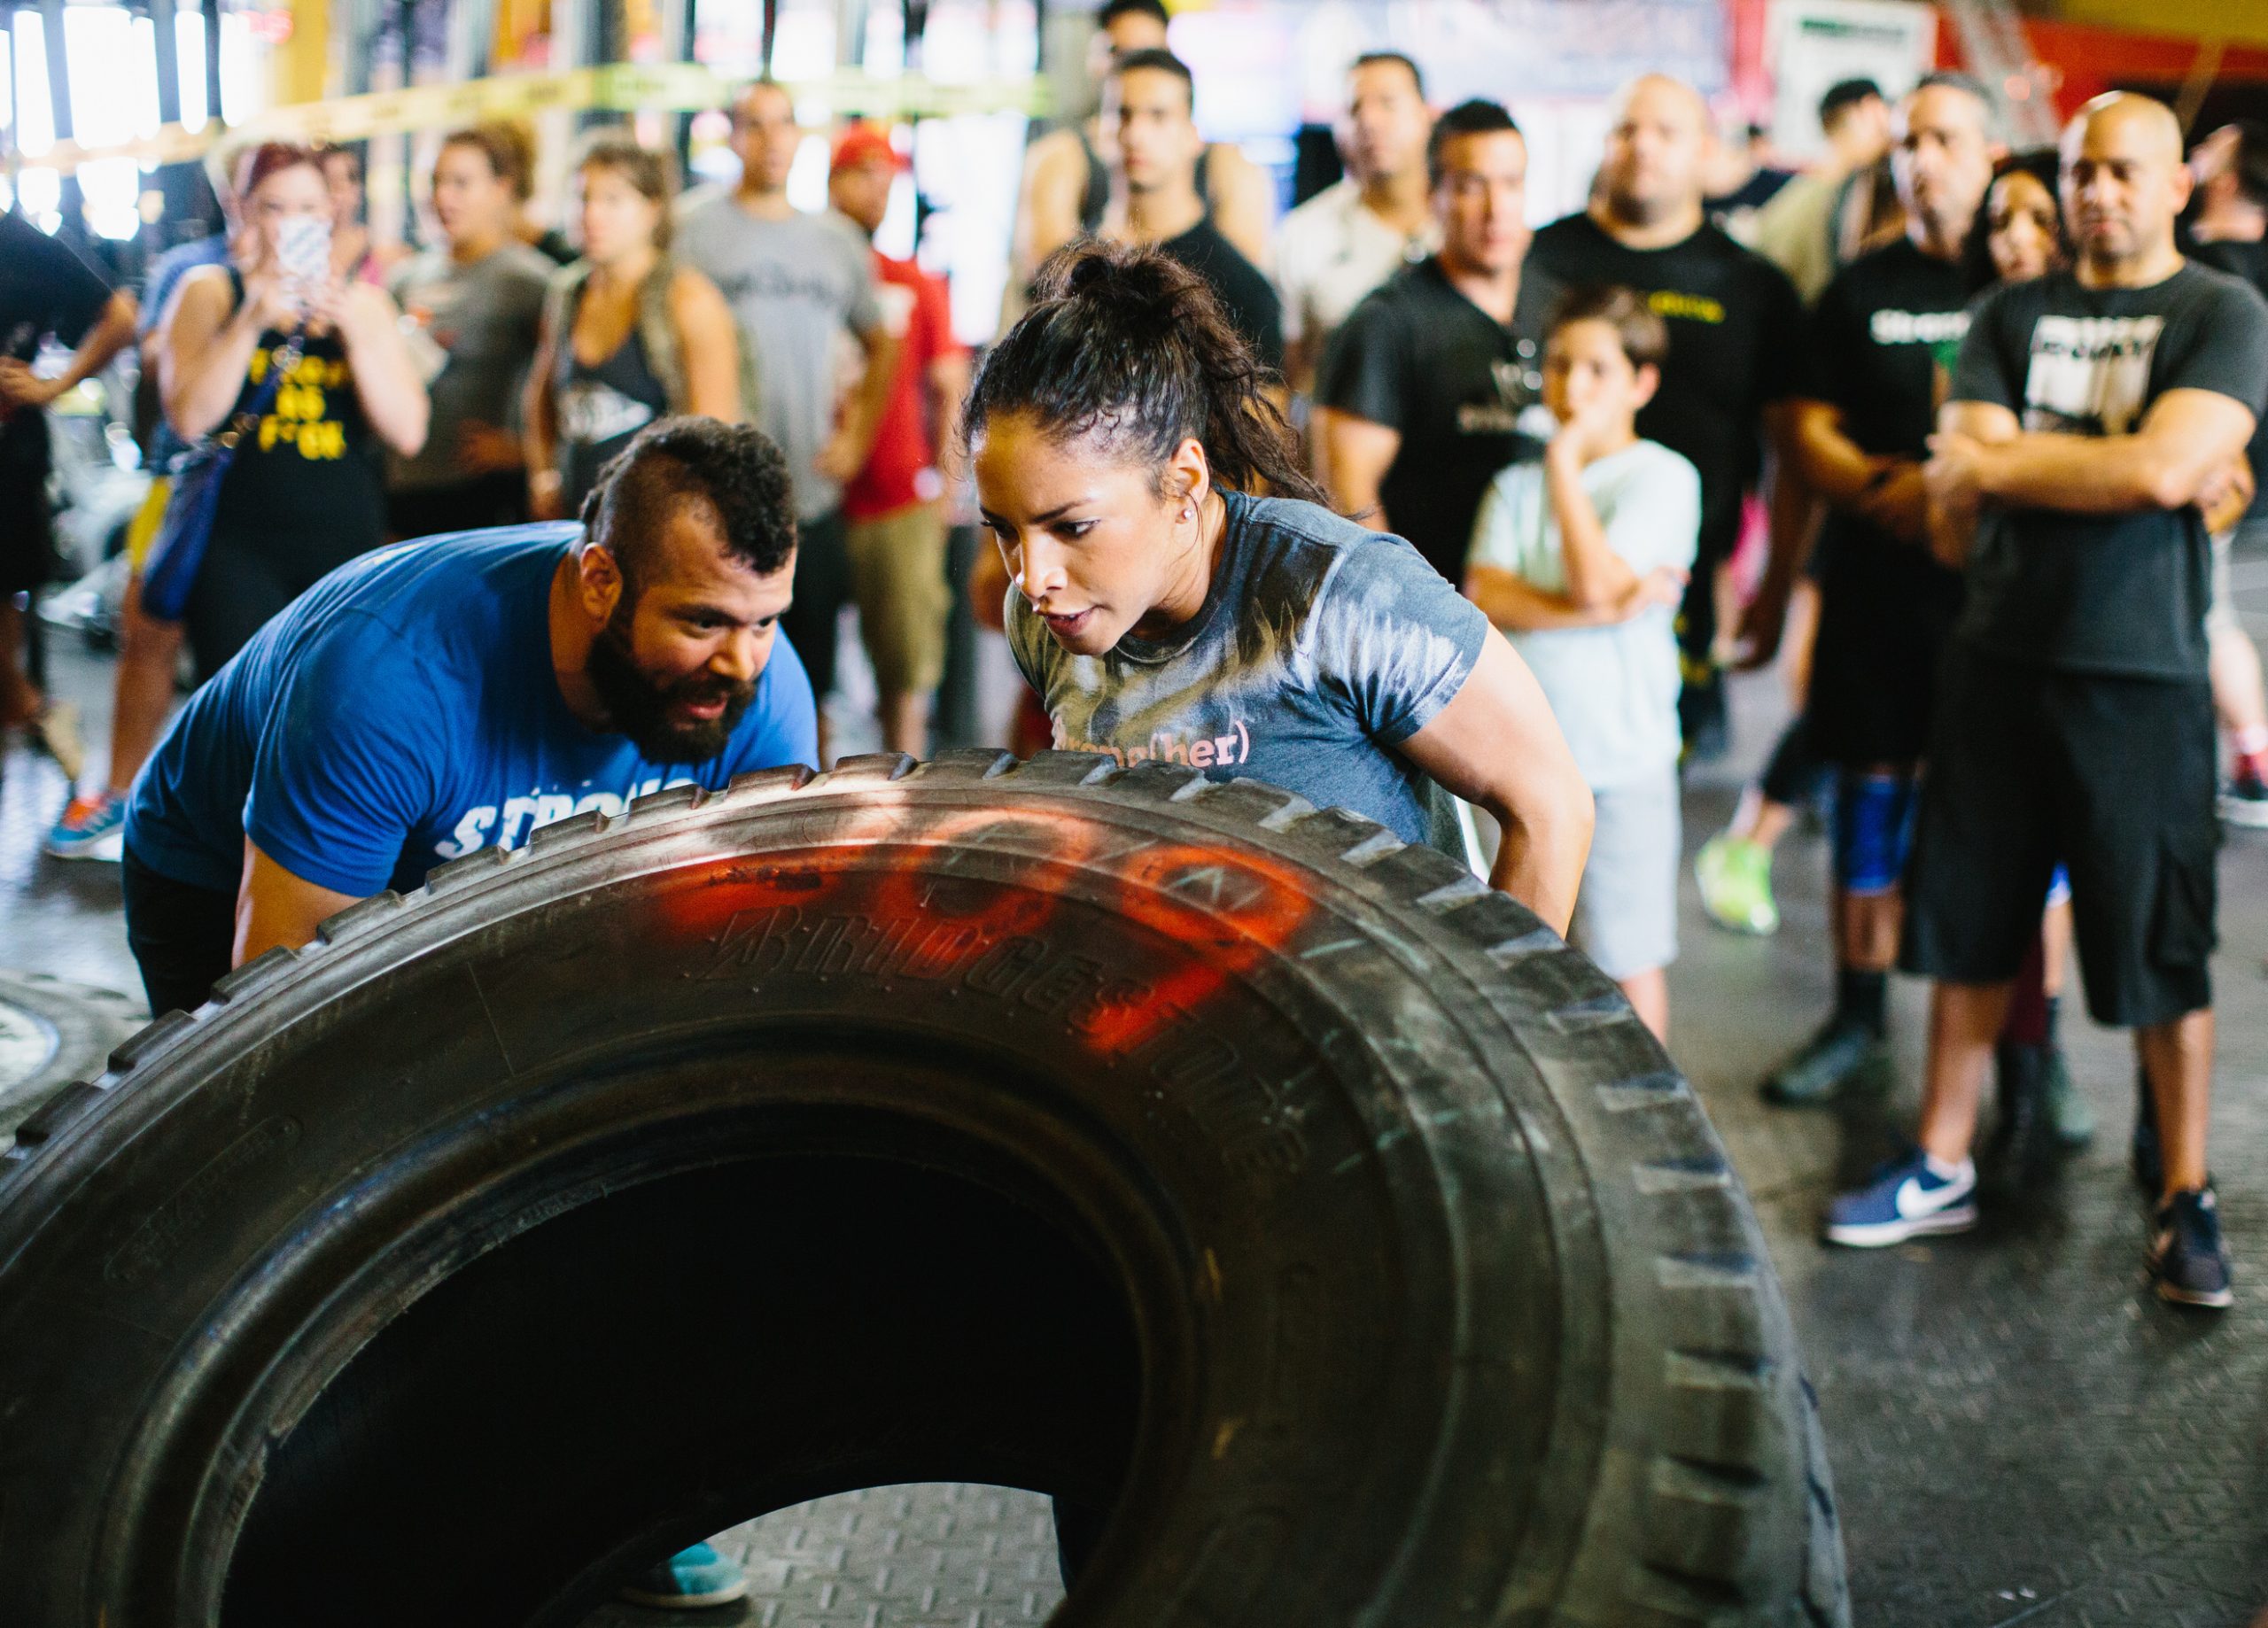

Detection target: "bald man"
[1828, 94, 2268, 1312]
[1526, 74, 1810, 760]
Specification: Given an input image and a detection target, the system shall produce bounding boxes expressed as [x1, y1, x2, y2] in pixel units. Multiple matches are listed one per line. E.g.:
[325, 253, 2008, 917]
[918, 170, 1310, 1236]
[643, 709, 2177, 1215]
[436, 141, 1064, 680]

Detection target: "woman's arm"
[159, 268, 274, 441]
[326, 282, 429, 456]
[0, 291, 136, 413]
[670, 267, 743, 422]
[524, 314, 563, 519]
[1395, 632, 1593, 935]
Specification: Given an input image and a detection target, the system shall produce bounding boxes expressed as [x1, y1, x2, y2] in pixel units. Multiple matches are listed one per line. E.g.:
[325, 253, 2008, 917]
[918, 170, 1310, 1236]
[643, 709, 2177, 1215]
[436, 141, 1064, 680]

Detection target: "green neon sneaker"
[1695, 833, 1779, 935]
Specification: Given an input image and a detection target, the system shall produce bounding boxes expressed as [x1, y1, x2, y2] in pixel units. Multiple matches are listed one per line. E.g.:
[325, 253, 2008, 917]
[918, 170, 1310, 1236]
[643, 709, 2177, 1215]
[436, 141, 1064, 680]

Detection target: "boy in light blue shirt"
[1466, 286, 1700, 1039]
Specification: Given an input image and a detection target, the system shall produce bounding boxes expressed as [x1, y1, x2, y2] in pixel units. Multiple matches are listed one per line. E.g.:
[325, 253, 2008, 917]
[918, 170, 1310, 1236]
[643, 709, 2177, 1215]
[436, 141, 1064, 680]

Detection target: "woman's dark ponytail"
[964, 241, 1324, 505]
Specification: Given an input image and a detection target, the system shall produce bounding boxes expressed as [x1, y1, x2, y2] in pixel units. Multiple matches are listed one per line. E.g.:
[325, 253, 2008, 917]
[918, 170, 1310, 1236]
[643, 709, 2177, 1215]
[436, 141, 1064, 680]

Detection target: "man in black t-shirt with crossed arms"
[1826, 94, 2268, 1310]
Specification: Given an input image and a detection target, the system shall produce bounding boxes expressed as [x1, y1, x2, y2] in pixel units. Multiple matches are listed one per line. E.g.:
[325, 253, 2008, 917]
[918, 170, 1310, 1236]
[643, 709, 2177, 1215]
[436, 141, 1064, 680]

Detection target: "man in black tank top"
[1094, 50, 1284, 376]
[1010, 0, 1271, 289]
[1078, 137, 1211, 236]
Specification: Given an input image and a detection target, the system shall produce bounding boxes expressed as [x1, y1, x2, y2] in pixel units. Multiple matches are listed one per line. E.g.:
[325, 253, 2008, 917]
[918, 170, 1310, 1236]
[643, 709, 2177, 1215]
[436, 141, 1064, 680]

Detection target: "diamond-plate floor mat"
[573, 1485, 1064, 1627]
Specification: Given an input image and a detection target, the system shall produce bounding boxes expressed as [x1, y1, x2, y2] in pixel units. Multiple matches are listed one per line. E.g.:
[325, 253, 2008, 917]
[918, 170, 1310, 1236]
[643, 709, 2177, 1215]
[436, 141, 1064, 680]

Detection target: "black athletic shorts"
[781, 507, 850, 704]
[1901, 645, 2217, 1028]
[121, 842, 237, 1018]
[0, 450, 54, 596]
[386, 471, 530, 541]
[1807, 527, 1962, 769]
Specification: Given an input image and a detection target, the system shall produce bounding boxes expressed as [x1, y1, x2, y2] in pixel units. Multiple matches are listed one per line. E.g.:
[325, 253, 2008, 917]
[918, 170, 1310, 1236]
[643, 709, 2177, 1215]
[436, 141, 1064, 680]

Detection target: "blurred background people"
[1093, 48, 1284, 376]
[1752, 77, 1897, 303]
[386, 127, 555, 539]
[46, 150, 243, 860]
[156, 140, 428, 680]
[2186, 120, 2268, 823]
[526, 135, 742, 521]
[0, 207, 135, 788]
[1527, 73, 1809, 764]
[1011, 0, 1271, 295]
[1277, 50, 1437, 417]
[679, 80, 897, 761]
[827, 123, 971, 757]
[1320, 98, 1545, 585]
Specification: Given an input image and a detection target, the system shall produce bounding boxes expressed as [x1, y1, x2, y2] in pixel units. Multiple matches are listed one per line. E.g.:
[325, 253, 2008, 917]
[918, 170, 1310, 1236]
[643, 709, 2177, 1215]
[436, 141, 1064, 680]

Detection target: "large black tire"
[0, 752, 1847, 1627]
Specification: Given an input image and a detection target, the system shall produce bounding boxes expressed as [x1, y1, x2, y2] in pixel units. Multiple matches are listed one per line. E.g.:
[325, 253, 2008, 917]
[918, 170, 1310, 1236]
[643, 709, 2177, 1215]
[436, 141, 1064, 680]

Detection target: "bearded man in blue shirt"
[122, 416, 819, 1017]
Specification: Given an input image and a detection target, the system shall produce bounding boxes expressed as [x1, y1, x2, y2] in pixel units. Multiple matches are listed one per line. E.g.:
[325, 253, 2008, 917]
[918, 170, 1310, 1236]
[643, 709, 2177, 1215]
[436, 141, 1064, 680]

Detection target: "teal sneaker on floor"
[44, 790, 128, 862]
[618, 1542, 749, 1609]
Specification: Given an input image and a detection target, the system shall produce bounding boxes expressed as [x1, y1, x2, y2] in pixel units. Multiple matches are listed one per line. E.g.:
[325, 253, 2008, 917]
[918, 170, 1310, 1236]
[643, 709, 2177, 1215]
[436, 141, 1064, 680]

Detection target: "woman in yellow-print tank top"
[157, 142, 429, 681]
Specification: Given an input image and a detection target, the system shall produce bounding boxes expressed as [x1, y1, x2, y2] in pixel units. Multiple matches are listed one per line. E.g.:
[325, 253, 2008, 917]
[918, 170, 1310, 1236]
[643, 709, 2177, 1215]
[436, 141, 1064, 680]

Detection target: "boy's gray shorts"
[1570, 767, 1681, 981]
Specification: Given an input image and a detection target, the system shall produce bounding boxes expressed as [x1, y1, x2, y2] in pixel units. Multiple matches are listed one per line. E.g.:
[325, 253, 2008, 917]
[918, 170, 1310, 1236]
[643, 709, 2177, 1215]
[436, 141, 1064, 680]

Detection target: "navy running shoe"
[1824, 1147, 1977, 1247]
[2148, 1187, 2233, 1309]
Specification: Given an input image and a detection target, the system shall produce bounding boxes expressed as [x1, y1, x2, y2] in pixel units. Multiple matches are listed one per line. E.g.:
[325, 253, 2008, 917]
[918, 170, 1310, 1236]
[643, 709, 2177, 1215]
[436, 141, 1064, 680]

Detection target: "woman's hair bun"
[965, 237, 1323, 506]
[1042, 240, 1199, 320]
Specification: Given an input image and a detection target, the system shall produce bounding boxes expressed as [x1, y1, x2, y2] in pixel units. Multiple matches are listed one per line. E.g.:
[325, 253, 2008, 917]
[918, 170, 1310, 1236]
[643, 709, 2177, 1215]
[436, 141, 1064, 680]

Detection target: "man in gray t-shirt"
[678, 80, 898, 726]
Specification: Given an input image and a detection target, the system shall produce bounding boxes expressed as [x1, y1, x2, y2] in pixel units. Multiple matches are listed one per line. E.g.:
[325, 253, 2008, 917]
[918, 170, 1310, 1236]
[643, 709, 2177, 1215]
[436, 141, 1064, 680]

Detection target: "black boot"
[1986, 1040, 2052, 1185]
[2132, 1062, 2163, 1194]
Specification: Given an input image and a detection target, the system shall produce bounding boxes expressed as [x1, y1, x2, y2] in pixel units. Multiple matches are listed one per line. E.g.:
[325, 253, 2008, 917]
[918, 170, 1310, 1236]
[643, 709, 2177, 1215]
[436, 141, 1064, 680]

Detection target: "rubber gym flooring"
[5, 558, 2268, 1626]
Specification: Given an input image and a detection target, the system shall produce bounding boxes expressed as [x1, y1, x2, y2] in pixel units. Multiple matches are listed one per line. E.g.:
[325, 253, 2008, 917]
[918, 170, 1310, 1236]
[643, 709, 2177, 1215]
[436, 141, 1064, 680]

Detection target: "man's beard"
[585, 602, 755, 764]
[1605, 174, 1675, 228]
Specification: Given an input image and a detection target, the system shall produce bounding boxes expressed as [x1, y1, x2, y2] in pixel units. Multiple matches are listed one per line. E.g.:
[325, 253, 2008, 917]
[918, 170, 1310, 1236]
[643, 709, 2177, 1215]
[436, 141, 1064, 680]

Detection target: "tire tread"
[0, 753, 1848, 1625]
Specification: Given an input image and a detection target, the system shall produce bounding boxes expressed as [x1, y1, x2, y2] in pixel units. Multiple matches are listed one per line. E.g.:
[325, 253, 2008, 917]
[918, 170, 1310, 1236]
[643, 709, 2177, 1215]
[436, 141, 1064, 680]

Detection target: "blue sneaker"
[617, 1542, 749, 1609]
[2148, 1186, 2233, 1309]
[1823, 1147, 1977, 1247]
[44, 790, 127, 862]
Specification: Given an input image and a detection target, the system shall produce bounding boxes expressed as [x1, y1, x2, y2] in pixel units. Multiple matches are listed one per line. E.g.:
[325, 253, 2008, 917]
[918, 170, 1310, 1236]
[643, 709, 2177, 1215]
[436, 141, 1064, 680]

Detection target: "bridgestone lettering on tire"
[0, 751, 1848, 1626]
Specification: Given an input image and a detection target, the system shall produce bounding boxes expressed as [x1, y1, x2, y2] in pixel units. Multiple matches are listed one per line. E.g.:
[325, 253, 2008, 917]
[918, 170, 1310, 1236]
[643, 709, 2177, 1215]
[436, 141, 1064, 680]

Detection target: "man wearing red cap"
[828, 122, 972, 755]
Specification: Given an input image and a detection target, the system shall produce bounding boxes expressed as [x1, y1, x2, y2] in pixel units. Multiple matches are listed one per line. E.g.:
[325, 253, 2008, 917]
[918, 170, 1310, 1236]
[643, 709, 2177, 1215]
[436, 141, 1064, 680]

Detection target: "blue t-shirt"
[1006, 490, 1488, 857]
[126, 523, 819, 897]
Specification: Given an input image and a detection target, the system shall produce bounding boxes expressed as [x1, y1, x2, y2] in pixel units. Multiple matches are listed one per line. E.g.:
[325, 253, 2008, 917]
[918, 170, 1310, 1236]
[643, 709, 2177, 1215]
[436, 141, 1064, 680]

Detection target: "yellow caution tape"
[26, 64, 1045, 175]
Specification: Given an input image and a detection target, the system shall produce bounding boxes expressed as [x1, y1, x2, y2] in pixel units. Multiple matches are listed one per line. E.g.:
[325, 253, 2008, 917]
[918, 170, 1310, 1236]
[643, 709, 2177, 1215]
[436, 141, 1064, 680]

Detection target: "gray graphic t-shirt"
[675, 195, 881, 520]
[386, 242, 553, 491]
[1007, 491, 1489, 856]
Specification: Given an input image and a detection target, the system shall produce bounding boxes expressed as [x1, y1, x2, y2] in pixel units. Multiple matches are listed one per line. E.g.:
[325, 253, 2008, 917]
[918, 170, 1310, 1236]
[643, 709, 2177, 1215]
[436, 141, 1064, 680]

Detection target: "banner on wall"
[1766, 0, 1937, 161]
[1386, 0, 1728, 105]
[24, 63, 1045, 177]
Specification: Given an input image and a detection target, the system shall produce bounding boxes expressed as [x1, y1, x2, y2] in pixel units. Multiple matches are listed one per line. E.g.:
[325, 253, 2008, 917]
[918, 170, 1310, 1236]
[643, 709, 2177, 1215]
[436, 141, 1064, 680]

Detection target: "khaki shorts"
[845, 500, 951, 697]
